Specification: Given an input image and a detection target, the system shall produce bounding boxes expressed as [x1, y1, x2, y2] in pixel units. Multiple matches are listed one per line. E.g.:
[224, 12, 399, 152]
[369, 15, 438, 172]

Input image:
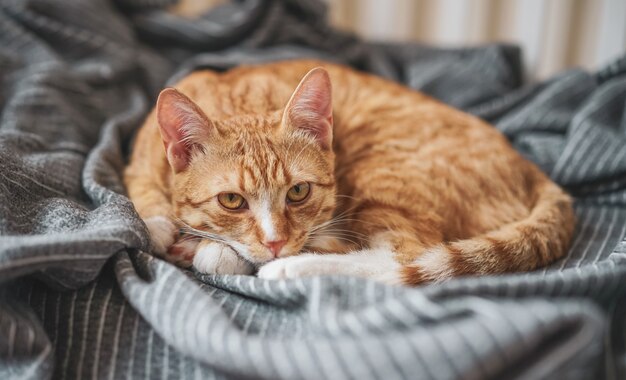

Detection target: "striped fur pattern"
[124, 60, 576, 285]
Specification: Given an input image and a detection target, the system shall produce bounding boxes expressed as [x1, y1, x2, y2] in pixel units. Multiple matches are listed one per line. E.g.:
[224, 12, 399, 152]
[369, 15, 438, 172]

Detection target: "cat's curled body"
[124, 60, 575, 285]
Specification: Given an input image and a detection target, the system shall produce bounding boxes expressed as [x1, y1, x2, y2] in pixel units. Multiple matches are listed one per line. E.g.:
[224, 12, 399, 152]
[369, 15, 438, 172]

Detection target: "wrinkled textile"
[1, 0, 626, 379]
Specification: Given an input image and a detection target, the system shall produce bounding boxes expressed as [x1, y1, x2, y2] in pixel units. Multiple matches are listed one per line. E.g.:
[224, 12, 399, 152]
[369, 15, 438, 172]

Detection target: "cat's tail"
[401, 175, 575, 285]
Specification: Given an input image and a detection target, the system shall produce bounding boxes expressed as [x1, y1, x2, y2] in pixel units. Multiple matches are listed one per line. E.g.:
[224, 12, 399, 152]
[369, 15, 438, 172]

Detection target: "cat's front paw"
[145, 216, 177, 255]
[258, 254, 329, 279]
[166, 237, 199, 268]
[145, 216, 198, 268]
[193, 241, 254, 275]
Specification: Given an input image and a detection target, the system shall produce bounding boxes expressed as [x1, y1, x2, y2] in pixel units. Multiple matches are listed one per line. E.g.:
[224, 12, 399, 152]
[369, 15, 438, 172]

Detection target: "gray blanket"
[1, 0, 626, 379]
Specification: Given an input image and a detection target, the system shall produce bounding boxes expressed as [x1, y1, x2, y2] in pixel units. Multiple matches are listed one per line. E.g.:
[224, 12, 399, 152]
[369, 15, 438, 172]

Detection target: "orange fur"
[124, 59, 575, 285]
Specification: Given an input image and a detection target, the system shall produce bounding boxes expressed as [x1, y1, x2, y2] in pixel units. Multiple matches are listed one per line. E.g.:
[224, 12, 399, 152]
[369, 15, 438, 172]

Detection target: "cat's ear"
[156, 88, 212, 173]
[283, 67, 333, 150]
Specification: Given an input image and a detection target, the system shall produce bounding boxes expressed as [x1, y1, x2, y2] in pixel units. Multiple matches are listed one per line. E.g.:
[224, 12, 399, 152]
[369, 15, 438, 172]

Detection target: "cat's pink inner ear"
[284, 67, 333, 149]
[156, 88, 210, 173]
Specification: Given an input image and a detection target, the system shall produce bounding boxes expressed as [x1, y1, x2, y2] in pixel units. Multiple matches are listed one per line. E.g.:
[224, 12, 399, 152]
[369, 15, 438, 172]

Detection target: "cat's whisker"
[309, 212, 388, 234]
[307, 235, 365, 247]
[307, 228, 366, 244]
[180, 229, 229, 244]
[309, 226, 369, 236]
[308, 236, 362, 247]
[311, 234, 363, 241]
[319, 214, 389, 228]
[193, 232, 226, 242]
[311, 232, 367, 241]
[309, 209, 358, 229]
[174, 218, 236, 246]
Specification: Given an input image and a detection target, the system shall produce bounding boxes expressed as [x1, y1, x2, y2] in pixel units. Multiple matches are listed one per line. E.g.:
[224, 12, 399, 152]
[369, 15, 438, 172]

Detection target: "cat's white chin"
[193, 241, 255, 275]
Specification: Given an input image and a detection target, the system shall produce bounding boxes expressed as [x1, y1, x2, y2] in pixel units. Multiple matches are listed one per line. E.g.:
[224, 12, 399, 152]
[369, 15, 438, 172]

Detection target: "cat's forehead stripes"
[234, 136, 291, 195]
[239, 157, 290, 194]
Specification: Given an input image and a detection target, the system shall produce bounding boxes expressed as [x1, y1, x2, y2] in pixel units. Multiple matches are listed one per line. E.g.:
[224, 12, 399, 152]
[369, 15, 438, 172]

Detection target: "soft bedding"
[1, 0, 626, 379]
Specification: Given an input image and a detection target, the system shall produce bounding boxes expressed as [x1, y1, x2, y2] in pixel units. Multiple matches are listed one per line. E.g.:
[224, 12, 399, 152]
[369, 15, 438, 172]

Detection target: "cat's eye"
[217, 193, 246, 210]
[286, 182, 311, 203]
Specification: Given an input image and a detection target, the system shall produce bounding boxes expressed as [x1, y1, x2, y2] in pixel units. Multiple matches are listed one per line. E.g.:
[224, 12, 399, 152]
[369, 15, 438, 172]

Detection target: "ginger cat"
[124, 60, 575, 285]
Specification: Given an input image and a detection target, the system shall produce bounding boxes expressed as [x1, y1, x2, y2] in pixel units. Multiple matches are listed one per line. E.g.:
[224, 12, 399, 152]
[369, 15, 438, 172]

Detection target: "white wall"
[328, 0, 626, 80]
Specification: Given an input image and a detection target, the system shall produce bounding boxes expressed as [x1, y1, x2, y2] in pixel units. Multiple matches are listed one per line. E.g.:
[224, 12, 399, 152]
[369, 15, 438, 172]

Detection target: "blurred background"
[174, 0, 626, 81]
[328, 0, 626, 80]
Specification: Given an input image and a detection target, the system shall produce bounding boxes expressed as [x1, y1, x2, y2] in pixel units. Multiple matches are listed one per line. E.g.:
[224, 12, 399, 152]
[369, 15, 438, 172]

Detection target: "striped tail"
[401, 177, 576, 285]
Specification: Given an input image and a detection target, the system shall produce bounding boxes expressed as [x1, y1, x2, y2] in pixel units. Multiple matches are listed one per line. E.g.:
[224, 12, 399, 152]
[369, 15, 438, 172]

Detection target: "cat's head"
[157, 68, 336, 265]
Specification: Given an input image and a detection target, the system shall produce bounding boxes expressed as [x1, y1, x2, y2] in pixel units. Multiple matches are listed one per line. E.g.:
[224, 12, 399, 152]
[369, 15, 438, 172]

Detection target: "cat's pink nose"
[264, 240, 286, 257]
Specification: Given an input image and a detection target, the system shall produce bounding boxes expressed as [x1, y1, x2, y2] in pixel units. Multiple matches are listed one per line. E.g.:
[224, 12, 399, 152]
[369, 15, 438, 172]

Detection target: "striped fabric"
[1, 0, 625, 379]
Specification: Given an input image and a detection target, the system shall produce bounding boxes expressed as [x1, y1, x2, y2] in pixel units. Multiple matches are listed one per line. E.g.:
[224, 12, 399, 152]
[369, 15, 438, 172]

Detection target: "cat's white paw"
[193, 241, 254, 275]
[258, 251, 402, 284]
[145, 216, 177, 255]
[258, 254, 334, 279]
[166, 238, 199, 268]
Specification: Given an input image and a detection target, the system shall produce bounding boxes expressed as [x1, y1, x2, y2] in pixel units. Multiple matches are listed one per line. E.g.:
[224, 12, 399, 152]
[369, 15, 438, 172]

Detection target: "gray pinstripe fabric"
[1, 0, 626, 379]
